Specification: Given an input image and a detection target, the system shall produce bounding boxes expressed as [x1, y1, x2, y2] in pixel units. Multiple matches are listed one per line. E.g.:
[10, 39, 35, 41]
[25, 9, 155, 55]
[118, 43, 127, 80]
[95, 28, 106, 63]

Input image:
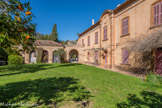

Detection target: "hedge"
[8, 55, 23, 65]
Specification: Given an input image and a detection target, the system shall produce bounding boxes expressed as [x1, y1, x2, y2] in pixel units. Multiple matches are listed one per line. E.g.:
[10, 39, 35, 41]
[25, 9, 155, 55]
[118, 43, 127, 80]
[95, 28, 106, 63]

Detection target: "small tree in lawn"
[57, 49, 66, 63]
[0, 0, 36, 53]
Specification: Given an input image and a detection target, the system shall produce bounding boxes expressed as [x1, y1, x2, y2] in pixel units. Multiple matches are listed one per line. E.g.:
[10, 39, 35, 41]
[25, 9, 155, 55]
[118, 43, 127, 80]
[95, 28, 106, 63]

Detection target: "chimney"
[92, 19, 94, 25]
[116, 4, 121, 8]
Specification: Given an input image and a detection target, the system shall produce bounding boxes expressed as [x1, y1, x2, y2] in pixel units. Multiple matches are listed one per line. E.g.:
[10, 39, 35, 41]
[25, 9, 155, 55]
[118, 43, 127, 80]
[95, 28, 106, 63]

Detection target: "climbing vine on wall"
[36, 48, 43, 63]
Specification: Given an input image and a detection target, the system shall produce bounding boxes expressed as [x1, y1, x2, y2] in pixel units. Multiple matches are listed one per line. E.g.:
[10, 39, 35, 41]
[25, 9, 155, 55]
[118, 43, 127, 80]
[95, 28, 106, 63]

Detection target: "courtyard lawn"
[0, 64, 161, 108]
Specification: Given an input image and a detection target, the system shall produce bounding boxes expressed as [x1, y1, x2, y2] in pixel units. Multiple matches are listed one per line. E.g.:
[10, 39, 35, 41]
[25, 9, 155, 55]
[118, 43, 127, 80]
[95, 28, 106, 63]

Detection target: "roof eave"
[114, 0, 138, 14]
[79, 21, 100, 37]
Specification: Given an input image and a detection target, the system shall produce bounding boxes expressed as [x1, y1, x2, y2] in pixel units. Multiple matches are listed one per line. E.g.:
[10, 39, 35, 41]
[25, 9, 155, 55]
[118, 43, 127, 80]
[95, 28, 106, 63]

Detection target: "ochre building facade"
[77, 0, 162, 74]
[24, 0, 162, 75]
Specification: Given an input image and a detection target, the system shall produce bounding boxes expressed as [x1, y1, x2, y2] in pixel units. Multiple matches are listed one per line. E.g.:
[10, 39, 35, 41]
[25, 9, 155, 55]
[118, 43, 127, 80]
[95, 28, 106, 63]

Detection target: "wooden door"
[156, 50, 162, 75]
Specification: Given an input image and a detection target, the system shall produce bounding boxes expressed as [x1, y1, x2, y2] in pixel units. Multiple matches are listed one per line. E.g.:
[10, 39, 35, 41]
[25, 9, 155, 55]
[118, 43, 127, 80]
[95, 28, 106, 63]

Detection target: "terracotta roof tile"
[34, 40, 63, 47]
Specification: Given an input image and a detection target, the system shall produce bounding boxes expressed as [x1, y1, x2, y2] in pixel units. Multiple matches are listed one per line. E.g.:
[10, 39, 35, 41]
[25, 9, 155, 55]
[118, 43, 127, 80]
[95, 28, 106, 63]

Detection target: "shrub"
[8, 55, 23, 65]
[145, 72, 162, 85]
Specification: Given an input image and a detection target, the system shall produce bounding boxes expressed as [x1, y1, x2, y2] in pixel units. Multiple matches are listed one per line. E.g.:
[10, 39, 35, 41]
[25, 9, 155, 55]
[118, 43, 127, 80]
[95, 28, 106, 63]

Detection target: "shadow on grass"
[116, 91, 162, 108]
[0, 77, 92, 108]
[0, 63, 82, 77]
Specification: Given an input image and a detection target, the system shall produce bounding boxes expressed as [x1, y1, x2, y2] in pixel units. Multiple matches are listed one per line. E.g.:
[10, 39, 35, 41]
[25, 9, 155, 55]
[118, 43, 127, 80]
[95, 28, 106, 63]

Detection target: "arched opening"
[53, 51, 61, 63]
[69, 49, 78, 63]
[42, 50, 48, 63]
[29, 51, 36, 63]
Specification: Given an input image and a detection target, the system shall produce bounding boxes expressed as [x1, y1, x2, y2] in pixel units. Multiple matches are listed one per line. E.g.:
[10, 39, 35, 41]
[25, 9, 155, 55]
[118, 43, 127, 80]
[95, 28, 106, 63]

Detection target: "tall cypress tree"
[52, 24, 58, 42]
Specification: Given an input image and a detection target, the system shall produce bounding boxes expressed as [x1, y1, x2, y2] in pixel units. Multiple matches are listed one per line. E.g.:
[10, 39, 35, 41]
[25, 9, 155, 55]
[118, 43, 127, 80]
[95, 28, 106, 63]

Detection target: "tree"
[60, 40, 68, 45]
[77, 33, 80, 36]
[36, 32, 44, 40]
[44, 34, 49, 40]
[122, 27, 162, 74]
[0, 0, 36, 53]
[55, 49, 66, 63]
[48, 33, 52, 40]
[52, 24, 58, 42]
[41, 35, 44, 40]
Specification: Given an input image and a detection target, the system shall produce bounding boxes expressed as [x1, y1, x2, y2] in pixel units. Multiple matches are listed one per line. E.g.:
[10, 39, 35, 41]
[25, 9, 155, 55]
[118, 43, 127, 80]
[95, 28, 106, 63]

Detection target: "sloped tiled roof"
[79, 21, 100, 37]
[79, 0, 137, 37]
[114, 0, 138, 14]
[34, 40, 63, 47]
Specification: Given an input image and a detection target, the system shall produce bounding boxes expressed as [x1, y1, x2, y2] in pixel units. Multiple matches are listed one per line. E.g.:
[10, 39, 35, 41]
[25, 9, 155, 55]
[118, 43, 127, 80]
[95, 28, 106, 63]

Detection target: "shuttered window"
[103, 27, 107, 40]
[122, 49, 129, 64]
[88, 36, 90, 46]
[154, 2, 162, 26]
[122, 18, 129, 35]
[95, 32, 98, 44]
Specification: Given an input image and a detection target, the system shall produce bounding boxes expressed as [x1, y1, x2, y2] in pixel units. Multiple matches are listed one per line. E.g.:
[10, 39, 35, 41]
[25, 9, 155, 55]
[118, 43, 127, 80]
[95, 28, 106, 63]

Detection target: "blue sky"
[23, 0, 126, 41]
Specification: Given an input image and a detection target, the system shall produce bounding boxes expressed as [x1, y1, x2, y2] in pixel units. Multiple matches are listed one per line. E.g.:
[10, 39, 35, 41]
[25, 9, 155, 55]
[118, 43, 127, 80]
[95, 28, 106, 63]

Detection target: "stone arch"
[42, 50, 48, 63]
[53, 50, 61, 63]
[29, 50, 36, 63]
[69, 49, 79, 63]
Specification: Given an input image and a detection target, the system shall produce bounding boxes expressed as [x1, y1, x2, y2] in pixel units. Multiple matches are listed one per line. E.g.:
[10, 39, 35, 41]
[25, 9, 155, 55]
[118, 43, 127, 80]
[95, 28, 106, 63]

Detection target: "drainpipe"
[110, 11, 115, 69]
[99, 20, 102, 67]
[110, 13, 112, 69]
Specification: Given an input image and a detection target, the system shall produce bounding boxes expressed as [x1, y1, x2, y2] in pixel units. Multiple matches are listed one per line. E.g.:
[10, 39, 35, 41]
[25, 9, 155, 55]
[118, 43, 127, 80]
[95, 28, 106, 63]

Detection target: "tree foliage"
[117, 27, 162, 74]
[54, 49, 66, 63]
[8, 55, 23, 64]
[35, 24, 59, 42]
[52, 24, 58, 42]
[35, 32, 52, 41]
[36, 47, 43, 63]
[0, 0, 36, 52]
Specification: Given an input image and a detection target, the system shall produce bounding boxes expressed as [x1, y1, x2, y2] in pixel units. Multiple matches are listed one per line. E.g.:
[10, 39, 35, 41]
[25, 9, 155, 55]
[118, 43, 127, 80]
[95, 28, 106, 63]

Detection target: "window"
[122, 17, 129, 35]
[88, 36, 90, 46]
[122, 49, 129, 64]
[153, 1, 162, 26]
[95, 32, 98, 44]
[82, 39, 84, 46]
[103, 27, 107, 40]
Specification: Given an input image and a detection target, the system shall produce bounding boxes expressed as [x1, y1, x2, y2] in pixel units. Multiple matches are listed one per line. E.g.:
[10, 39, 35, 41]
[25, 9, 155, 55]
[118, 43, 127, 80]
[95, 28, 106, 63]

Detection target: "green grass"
[0, 63, 161, 108]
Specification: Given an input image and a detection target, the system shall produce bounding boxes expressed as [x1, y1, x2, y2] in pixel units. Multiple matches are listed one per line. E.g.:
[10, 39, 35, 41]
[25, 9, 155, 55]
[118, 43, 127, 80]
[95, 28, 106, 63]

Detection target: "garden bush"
[145, 72, 162, 85]
[8, 55, 23, 65]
